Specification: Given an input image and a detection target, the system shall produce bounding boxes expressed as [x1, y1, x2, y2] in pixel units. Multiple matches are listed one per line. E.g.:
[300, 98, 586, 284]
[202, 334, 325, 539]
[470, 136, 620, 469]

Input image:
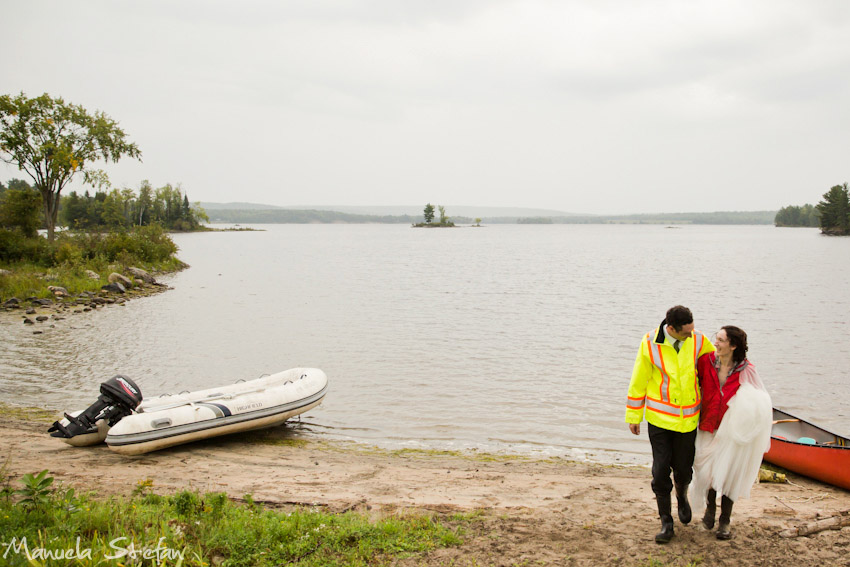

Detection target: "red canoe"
[764, 408, 850, 491]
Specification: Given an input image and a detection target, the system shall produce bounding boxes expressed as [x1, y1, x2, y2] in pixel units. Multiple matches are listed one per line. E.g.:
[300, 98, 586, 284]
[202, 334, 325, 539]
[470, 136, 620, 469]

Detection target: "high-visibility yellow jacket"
[625, 325, 716, 433]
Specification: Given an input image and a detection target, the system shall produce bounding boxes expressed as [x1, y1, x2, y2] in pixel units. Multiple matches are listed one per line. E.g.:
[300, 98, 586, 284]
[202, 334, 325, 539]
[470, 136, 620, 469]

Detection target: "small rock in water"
[23, 318, 34, 325]
[36, 315, 49, 322]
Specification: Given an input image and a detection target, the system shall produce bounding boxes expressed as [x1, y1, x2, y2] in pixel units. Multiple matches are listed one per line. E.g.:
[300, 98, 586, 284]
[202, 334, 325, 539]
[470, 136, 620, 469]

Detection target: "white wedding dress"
[691, 364, 773, 511]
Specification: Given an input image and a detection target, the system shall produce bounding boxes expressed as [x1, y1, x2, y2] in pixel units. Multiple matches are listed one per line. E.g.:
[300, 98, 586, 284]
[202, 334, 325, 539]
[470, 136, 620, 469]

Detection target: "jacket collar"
[654, 319, 692, 345]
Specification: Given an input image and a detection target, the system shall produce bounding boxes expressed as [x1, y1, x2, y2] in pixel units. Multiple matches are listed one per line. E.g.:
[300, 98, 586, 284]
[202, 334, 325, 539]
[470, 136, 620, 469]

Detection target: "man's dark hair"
[721, 325, 748, 365]
[665, 305, 693, 331]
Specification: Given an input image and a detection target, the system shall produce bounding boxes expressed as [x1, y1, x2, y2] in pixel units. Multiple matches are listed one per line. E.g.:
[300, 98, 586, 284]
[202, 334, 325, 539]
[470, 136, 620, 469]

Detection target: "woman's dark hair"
[665, 305, 693, 331]
[722, 325, 748, 364]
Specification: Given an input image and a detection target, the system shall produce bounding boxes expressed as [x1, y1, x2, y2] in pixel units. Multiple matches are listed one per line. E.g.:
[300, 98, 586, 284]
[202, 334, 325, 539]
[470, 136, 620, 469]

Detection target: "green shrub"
[0, 229, 50, 263]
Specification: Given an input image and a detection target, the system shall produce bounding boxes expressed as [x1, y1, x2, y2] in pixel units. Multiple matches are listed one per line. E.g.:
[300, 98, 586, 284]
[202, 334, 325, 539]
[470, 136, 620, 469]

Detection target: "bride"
[691, 326, 773, 540]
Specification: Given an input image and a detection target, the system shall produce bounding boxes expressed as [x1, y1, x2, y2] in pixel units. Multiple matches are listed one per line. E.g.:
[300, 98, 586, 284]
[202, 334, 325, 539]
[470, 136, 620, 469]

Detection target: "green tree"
[438, 205, 447, 224]
[816, 183, 850, 234]
[775, 204, 819, 227]
[60, 190, 90, 229]
[0, 180, 42, 237]
[423, 203, 435, 224]
[0, 92, 141, 241]
[101, 189, 128, 229]
[135, 180, 153, 226]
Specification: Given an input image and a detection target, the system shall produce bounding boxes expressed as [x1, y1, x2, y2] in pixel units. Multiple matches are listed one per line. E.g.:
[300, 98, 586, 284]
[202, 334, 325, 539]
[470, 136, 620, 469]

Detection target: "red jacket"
[697, 352, 748, 433]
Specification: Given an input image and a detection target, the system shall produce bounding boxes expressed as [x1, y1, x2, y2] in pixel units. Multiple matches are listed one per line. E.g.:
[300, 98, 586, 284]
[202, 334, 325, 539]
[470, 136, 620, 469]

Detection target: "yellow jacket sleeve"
[625, 338, 652, 424]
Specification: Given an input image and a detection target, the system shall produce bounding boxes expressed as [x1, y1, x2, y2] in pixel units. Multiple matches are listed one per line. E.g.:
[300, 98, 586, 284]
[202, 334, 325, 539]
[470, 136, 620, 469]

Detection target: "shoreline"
[0, 270, 175, 331]
[2, 411, 849, 566]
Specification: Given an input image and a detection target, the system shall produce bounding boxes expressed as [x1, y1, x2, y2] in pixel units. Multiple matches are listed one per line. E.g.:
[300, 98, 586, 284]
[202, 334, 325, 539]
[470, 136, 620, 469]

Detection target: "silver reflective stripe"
[627, 397, 645, 409]
[647, 340, 669, 401]
[645, 398, 669, 413]
[646, 398, 701, 417]
[693, 332, 704, 365]
[683, 403, 701, 417]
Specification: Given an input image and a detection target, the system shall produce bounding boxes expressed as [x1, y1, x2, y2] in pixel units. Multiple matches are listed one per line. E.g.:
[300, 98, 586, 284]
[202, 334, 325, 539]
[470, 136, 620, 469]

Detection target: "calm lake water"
[2, 224, 849, 464]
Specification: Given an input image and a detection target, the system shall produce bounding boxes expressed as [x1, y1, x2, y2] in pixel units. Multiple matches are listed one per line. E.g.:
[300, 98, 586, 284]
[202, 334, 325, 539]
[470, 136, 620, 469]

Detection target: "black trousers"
[648, 423, 696, 496]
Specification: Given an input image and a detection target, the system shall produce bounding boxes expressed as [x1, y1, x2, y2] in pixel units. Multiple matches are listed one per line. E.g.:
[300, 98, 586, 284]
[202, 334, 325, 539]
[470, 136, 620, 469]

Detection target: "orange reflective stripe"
[627, 396, 646, 409]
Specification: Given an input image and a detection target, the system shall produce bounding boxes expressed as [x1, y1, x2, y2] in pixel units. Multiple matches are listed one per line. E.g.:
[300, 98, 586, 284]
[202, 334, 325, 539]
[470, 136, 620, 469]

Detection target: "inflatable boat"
[49, 368, 328, 455]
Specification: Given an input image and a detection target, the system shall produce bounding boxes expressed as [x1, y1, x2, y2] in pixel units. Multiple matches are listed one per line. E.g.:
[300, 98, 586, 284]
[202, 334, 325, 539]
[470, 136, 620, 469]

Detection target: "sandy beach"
[2, 411, 848, 566]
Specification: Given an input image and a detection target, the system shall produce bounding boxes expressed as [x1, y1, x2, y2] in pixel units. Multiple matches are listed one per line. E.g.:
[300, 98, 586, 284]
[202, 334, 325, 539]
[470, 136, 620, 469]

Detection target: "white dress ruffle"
[691, 373, 773, 511]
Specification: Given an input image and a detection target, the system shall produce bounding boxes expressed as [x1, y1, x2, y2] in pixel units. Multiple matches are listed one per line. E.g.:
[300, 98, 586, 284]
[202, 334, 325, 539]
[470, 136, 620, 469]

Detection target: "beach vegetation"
[0, 470, 463, 566]
[0, 224, 184, 301]
[0, 92, 142, 241]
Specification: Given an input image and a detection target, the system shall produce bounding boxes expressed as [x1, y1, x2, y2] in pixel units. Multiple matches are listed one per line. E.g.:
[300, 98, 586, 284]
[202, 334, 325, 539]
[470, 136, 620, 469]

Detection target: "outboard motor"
[48, 375, 143, 439]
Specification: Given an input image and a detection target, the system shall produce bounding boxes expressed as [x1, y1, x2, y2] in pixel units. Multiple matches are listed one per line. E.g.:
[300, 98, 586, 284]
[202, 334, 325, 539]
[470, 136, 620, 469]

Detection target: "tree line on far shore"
[775, 182, 850, 235]
[0, 178, 208, 232]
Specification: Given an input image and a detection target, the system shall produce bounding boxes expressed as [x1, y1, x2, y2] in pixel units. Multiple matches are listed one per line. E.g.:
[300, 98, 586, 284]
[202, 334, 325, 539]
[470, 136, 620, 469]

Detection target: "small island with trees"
[412, 203, 456, 227]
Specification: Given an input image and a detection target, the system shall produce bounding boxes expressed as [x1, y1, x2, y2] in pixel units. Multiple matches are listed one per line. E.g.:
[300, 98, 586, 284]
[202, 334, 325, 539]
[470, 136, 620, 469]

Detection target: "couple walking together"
[626, 306, 773, 543]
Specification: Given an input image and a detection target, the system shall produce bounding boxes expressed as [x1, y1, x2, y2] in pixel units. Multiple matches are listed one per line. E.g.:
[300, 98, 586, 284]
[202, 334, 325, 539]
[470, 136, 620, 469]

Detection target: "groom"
[626, 305, 715, 543]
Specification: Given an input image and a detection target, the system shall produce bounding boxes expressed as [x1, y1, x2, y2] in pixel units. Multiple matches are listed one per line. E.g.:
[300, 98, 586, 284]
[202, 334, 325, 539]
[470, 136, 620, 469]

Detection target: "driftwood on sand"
[779, 509, 850, 538]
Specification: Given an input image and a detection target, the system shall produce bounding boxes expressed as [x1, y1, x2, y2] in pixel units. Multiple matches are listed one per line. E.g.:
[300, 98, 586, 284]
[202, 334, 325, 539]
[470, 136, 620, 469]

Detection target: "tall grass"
[0, 472, 463, 566]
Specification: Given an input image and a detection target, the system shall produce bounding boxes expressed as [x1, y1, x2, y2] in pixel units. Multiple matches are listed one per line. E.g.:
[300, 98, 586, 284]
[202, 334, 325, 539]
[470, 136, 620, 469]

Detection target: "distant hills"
[200, 203, 576, 217]
[199, 202, 777, 225]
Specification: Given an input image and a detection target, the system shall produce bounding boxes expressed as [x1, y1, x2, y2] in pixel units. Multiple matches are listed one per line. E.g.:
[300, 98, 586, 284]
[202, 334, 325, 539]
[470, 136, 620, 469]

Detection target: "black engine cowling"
[48, 375, 143, 439]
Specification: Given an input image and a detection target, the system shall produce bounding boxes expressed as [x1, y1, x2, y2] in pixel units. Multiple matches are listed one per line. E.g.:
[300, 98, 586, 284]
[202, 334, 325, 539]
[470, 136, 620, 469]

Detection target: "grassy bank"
[0, 225, 185, 302]
[0, 469, 465, 567]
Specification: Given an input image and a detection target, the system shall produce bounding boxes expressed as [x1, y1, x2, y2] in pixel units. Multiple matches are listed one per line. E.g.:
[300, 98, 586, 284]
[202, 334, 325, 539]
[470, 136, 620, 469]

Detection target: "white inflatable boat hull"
[54, 412, 110, 447]
[104, 368, 327, 455]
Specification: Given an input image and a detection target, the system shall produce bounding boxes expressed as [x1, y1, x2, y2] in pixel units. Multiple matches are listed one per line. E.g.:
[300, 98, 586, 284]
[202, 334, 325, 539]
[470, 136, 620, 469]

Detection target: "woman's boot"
[702, 488, 716, 530]
[716, 495, 734, 540]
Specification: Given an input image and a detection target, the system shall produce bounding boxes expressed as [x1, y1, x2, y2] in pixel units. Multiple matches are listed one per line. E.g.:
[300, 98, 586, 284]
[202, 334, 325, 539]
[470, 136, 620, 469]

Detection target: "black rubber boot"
[655, 493, 675, 544]
[716, 495, 734, 540]
[702, 488, 716, 530]
[675, 482, 692, 525]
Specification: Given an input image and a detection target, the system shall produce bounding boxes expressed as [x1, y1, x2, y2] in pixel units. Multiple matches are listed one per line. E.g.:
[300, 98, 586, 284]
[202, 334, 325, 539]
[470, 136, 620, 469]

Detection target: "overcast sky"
[2, 1, 849, 214]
